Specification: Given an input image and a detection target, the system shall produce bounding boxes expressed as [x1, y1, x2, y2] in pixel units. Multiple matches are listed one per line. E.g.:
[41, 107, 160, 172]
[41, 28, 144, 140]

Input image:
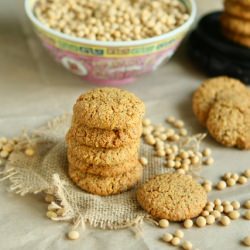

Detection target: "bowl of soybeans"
[25, 0, 196, 85]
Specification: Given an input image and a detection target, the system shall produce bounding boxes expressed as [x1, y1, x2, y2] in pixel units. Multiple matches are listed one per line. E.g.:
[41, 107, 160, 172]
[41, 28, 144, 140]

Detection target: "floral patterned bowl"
[25, 0, 196, 85]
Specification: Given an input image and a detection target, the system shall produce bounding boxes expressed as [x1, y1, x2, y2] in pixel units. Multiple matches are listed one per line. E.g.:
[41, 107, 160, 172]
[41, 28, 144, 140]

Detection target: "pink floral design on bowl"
[25, 0, 196, 85]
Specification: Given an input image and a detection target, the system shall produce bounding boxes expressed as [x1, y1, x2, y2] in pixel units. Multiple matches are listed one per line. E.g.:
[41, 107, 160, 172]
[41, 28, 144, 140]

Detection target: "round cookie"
[72, 88, 145, 130]
[136, 173, 207, 221]
[66, 123, 142, 148]
[221, 13, 250, 36]
[223, 29, 250, 48]
[225, 0, 250, 20]
[68, 162, 143, 196]
[237, 0, 250, 7]
[192, 76, 246, 126]
[206, 92, 250, 149]
[68, 153, 139, 177]
[67, 139, 140, 165]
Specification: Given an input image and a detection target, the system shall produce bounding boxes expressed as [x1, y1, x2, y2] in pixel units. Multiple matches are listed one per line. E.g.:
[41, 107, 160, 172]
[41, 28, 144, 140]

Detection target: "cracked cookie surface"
[68, 162, 143, 196]
[136, 173, 207, 221]
[67, 139, 140, 165]
[206, 92, 250, 149]
[72, 88, 145, 130]
[66, 123, 142, 148]
[192, 76, 246, 126]
[67, 152, 139, 177]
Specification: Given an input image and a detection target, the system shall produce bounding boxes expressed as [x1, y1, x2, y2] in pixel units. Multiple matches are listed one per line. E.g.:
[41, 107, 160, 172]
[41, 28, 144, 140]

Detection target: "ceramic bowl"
[25, 0, 197, 85]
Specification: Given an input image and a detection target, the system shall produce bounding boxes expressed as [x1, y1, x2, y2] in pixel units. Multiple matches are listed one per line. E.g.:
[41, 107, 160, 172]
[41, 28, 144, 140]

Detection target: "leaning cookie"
[68, 163, 143, 196]
[67, 139, 140, 166]
[137, 173, 207, 221]
[221, 13, 250, 36]
[192, 76, 246, 126]
[68, 153, 139, 177]
[225, 0, 250, 20]
[66, 123, 142, 148]
[72, 88, 145, 130]
[206, 92, 250, 149]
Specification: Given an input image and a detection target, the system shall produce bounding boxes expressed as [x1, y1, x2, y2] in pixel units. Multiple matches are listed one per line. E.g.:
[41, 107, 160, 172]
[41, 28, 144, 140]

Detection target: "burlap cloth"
[1, 114, 170, 230]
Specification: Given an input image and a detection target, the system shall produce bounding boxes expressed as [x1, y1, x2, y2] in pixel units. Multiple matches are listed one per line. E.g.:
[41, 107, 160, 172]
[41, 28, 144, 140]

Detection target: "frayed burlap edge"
[0, 114, 205, 231]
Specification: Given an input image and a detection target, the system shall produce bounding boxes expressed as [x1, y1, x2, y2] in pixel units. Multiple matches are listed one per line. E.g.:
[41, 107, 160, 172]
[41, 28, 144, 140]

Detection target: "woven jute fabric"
[2, 115, 167, 229]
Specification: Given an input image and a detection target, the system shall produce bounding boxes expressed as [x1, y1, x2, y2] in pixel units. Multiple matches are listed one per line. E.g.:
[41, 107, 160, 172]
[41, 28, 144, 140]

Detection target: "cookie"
[206, 91, 250, 149]
[225, 0, 250, 20]
[68, 162, 143, 196]
[234, 0, 250, 7]
[68, 153, 139, 177]
[223, 29, 250, 48]
[66, 123, 142, 148]
[221, 13, 250, 36]
[136, 173, 207, 221]
[192, 76, 246, 126]
[72, 88, 145, 130]
[67, 139, 140, 165]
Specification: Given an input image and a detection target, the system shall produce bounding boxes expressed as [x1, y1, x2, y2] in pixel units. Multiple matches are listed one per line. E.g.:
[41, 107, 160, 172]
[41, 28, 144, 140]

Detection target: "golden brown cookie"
[68, 152, 139, 177]
[192, 76, 246, 126]
[221, 13, 250, 35]
[66, 123, 142, 148]
[233, 0, 250, 7]
[72, 88, 145, 130]
[206, 92, 250, 149]
[67, 139, 140, 165]
[68, 162, 143, 196]
[136, 173, 207, 221]
[223, 29, 250, 48]
[225, 0, 250, 20]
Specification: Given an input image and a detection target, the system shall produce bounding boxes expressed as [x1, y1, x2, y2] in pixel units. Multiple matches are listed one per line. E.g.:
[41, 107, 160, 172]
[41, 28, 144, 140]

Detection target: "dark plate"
[188, 12, 250, 84]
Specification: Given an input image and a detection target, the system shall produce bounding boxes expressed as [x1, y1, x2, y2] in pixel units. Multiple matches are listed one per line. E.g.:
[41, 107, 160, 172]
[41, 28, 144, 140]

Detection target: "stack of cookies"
[66, 88, 145, 196]
[192, 76, 250, 149]
[221, 0, 250, 47]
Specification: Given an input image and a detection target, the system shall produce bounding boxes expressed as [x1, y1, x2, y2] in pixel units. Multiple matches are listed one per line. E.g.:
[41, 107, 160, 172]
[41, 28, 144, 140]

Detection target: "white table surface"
[1, 1, 250, 250]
